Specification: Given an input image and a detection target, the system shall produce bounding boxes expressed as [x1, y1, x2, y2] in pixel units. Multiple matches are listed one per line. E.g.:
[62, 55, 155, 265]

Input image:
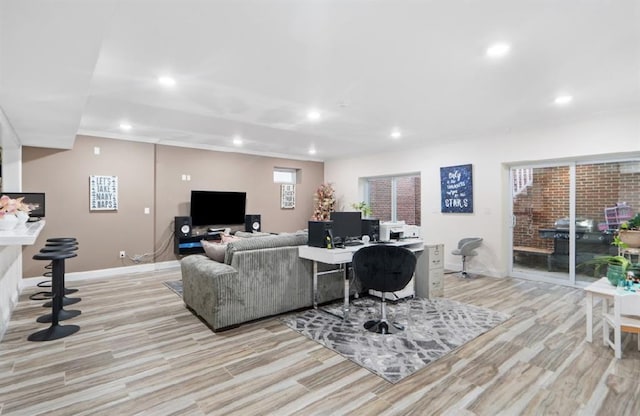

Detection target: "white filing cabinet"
[415, 243, 444, 298]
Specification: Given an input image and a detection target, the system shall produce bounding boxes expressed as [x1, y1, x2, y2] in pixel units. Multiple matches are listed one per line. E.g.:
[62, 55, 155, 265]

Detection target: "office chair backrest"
[352, 245, 417, 293]
[457, 238, 483, 255]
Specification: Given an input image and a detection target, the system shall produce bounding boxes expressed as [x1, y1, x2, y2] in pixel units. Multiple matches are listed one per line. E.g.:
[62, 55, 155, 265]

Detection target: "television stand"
[174, 233, 221, 255]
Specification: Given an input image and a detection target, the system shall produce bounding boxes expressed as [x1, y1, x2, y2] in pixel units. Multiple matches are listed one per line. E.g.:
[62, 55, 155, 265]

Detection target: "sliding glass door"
[511, 165, 571, 283]
[510, 159, 640, 286]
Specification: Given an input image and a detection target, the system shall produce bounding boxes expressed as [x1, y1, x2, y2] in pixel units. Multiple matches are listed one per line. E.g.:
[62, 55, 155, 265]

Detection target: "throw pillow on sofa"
[201, 240, 227, 262]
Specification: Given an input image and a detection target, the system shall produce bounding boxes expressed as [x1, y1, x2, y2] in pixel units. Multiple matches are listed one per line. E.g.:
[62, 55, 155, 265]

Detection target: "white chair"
[603, 291, 640, 359]
[451, 238, 483, 278]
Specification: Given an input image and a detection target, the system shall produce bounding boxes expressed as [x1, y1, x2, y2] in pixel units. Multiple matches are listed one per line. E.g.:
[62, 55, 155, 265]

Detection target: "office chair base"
[364, 319, 404, 334]
[458, 271, 476, 279]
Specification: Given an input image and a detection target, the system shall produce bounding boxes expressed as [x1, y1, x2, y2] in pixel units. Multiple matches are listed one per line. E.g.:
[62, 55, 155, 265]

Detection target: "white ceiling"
[1, 0, 639, 161]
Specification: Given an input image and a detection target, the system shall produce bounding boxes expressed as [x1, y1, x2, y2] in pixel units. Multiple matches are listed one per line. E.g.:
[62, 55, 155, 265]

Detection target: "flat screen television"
[190, 190, 246, 226]
[1, 192, 45, 219]
[330, 211, 362, 241]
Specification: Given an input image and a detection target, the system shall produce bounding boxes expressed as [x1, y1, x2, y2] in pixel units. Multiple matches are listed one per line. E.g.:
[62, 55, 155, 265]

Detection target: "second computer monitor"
[330, 211, 362, 241]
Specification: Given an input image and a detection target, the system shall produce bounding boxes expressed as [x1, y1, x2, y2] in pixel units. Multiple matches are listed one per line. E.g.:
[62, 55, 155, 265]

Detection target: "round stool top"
[47, 237, 77, 243]
[40, 246, 77, 253]
[33, 251, 78, 261]
[45, 242, 78, 248]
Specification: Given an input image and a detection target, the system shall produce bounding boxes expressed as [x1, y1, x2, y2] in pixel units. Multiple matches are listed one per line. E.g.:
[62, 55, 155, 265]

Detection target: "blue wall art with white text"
[440, 164, 473, 213]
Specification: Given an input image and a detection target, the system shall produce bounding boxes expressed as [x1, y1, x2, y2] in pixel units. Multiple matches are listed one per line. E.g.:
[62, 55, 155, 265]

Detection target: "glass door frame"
[509, 161, 578, 287]
[509, 156, 640, 288]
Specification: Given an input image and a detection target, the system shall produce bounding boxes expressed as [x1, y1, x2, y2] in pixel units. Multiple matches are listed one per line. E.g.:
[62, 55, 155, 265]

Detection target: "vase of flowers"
[311, 183, 335, 221]
[0, 195, 35, 230]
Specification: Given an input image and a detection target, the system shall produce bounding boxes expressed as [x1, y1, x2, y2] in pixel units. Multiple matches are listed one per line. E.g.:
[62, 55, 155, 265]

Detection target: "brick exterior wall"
[369, 178, 392, 222]
[368, 175, 421, 225]
[397, 176, 421, 225]
[513, 162, 640, 251]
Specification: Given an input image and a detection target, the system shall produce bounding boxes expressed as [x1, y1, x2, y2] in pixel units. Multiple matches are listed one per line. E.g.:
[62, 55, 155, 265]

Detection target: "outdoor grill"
[539, 217, 614, 270]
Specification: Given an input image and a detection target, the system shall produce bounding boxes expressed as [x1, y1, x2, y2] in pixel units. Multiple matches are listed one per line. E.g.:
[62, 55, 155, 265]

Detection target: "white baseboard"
[21, 260, 180, 289]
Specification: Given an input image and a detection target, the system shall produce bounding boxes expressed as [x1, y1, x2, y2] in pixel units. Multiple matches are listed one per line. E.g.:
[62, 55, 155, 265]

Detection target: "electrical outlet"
[119, 251, 126, 259]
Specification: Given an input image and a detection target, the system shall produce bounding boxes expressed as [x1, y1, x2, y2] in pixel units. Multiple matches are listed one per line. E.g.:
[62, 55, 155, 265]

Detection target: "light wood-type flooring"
[1, 270, 639, 415]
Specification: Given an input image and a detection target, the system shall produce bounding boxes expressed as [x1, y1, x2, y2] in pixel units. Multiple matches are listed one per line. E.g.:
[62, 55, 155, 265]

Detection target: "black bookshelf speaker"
[175, 216, 192, 238]
[308, 220, 334, 248]
[245, 214, 261, 232]
[361, 218, 380, 241]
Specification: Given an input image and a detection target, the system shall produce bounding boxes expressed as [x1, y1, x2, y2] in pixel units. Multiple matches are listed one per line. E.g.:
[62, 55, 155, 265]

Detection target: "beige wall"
[153, 145, 323, 262]
[22, 136, 324, 275]
[22, 136, 156, 277]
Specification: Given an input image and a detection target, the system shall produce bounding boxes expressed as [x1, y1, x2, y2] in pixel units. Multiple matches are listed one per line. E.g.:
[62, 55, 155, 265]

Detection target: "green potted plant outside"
[351, 201, 373, 218]
[619, 213, 640, 248]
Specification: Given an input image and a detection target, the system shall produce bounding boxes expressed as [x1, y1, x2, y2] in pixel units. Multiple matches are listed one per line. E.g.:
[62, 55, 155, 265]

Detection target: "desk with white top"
[584, 277, 615, 344]
[298, 239, 426, 319]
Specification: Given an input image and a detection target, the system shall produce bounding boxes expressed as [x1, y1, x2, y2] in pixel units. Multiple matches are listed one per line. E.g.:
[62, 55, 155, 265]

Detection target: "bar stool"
[28, 250, 80, 341]
[29, 238, 79, 301]
[40, 245, 81, 307]
[45, 240, 79, 294]
[36, 243, 81, 323]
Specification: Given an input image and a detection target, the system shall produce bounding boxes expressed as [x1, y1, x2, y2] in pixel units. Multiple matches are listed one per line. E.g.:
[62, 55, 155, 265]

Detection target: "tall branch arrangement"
[311, 183, 335, 221]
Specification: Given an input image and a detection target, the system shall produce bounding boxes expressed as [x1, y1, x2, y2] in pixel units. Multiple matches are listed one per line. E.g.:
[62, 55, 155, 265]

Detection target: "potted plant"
[311, 183, 335, 221]
[619, 213, 640, 248]
[351, 201, 373, 218]
[579, 255, 631, 286]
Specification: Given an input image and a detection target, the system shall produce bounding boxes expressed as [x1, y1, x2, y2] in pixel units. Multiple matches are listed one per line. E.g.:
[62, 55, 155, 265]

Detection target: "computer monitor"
[330, 211, 362, 242]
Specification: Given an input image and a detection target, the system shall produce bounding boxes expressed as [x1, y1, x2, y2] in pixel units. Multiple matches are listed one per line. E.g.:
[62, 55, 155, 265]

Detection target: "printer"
[379, 221, 406, 241]
[379, 221, 421, 241]
[404, 224, 420, 238]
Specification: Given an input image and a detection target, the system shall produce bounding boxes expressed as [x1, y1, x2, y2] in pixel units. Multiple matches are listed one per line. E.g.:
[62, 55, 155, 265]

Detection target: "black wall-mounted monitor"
[190, 190, 246, 226]
[1, 192, 45, 219]
[330, 211, 362, 241]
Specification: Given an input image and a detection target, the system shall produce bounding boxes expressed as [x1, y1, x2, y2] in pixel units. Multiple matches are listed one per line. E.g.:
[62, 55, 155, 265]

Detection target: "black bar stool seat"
[47, 237, 77, 243]
[29, 251, 80, 341]
[39, 244, 81, 304]
[30, 239, 79, 300]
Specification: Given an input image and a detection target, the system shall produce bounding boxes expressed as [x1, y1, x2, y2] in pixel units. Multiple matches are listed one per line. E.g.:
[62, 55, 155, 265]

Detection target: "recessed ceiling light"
[307, 110, 321, 122]
[119, 123, 132, 131]
[157, 76, 176, 87]
[390, 129, 402, 139]
[486, 43, 511, 58]
[308, 148, 317, 155]
[232, 136, 243, 146]
[554, 95, 573, 105]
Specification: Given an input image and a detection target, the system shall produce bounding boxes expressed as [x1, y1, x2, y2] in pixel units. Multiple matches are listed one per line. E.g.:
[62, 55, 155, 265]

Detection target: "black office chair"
[352, 245, 417, 334]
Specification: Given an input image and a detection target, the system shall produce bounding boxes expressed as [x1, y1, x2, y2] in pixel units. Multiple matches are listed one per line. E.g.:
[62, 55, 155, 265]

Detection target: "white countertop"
[0, 220, 45, 246]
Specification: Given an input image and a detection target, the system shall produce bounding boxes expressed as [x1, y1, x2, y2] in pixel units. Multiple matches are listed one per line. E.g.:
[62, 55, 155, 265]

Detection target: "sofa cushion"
[222, 235, 241, 243]
[234, 231, 273, 238]
[224, 233, 308, 264]
[201, 240, 227, 262]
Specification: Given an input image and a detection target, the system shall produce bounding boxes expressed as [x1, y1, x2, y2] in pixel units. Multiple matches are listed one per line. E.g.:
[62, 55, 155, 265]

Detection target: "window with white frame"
[365, 174, 421, 225]
[273, 167, 298, 184]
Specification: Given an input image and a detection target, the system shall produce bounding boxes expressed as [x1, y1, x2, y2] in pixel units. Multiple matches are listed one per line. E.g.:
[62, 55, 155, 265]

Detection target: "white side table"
[584, 277, 615, 344]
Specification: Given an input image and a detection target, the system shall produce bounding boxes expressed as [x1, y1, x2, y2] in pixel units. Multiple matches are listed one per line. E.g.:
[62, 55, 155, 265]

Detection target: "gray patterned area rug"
[280, 296, 510, 384]
[164, 280, 183, 297]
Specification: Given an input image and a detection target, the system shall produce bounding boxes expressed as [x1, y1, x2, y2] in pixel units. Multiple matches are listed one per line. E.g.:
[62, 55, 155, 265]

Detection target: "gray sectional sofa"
[180, 232, 346, 331]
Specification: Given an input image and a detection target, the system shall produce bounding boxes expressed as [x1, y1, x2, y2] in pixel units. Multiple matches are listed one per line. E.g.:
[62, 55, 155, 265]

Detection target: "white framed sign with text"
[90, 175, 119, 211]
[281, 184, 295, 209]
